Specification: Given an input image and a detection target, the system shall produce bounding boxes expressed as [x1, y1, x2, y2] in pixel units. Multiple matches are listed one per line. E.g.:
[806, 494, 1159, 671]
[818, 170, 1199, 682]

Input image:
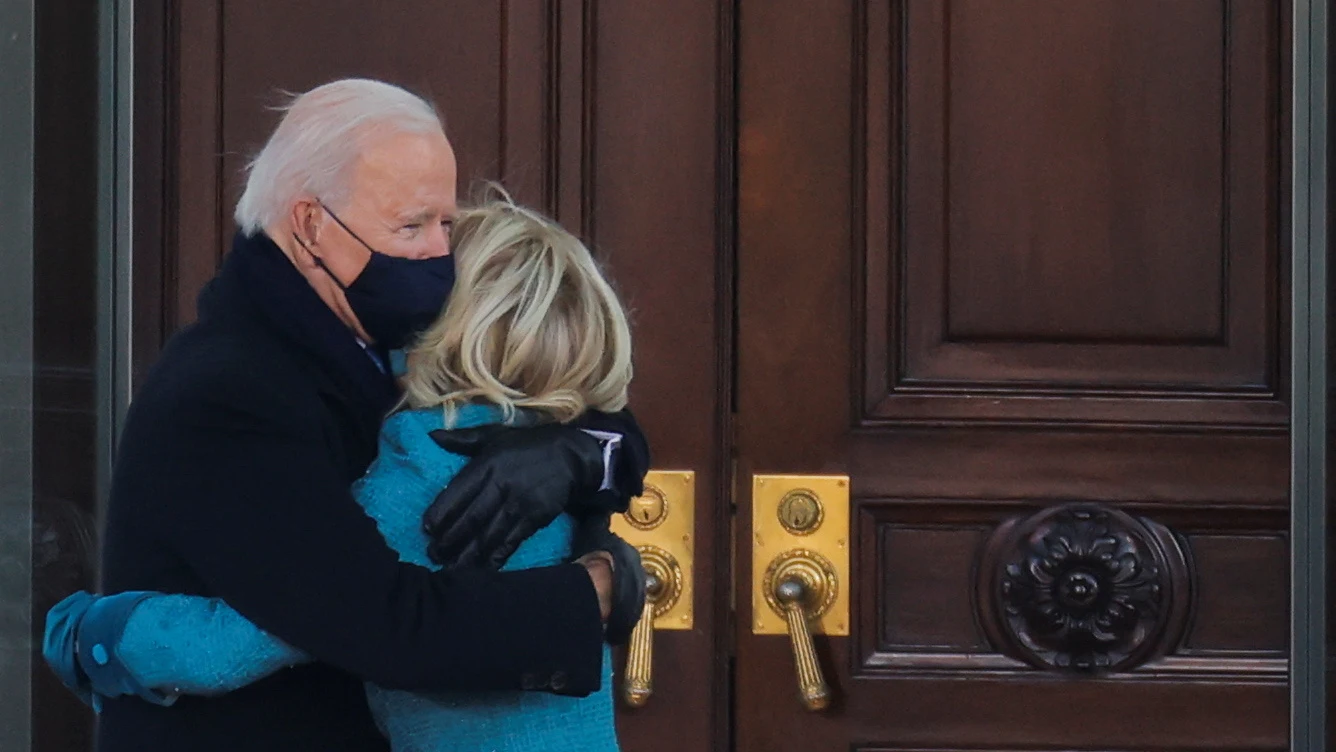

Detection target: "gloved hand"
[425, 423, 608, 568]
[569, 408, 652, 505]
[43, 589, 171, 710]
[424, 409, 652, 568]
[43, 591, 98, 707]
[571, 515, 647, 646]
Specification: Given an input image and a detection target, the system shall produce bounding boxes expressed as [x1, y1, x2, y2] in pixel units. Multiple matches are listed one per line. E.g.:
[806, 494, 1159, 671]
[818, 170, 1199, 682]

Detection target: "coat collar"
[197, 230, 400, 422]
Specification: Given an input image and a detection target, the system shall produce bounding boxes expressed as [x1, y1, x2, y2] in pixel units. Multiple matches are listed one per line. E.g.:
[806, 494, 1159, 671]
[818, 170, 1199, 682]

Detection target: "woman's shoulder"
[382, 403, 503, 434]
[378, 405, 491, 451]
[368, 404, 509, 491]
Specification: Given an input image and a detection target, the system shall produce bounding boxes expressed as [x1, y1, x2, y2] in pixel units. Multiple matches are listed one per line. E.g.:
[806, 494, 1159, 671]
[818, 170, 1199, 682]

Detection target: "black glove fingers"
[427, 425, 507, 457]
[466, 497, 516, 568]
[438, 489, 502, 567]
[424, 420, 636, 569]
[570, 512, 614, 555]
[575, 489, 628, 517]
[423, 463, 493, 535]
[478, 502, 531, 570]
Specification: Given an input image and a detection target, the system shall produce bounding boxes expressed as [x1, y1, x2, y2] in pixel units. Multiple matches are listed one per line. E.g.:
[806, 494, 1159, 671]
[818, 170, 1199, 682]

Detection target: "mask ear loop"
[292, 232, 351, 292]
[318, 201, 383, 258]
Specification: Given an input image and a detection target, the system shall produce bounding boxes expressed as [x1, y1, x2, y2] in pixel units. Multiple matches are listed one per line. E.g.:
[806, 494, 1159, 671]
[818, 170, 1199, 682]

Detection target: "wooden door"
[734, 2, 1290, 750]
[140, 2, 1295, 751]
[141, 2, 734, 750]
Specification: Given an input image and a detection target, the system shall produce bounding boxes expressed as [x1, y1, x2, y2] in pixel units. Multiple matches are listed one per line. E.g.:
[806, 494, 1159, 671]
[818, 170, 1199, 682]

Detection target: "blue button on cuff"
[76, 592, 178, 708]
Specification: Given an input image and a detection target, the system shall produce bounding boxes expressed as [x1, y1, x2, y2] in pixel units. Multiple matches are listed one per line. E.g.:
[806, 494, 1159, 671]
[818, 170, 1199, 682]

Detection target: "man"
[51, 79, 648, 751]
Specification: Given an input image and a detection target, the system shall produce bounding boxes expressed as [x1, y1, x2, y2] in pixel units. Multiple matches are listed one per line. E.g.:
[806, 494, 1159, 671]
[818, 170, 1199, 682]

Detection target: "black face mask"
[295, 203, 455, 349]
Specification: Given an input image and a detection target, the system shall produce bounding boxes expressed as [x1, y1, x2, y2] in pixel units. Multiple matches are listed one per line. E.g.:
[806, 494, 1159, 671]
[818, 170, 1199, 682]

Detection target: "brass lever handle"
[623, 574, 660, 707]
[622, 548, 681, 708]
[763, 550, 838, 711]
[775, 578, 831, 711]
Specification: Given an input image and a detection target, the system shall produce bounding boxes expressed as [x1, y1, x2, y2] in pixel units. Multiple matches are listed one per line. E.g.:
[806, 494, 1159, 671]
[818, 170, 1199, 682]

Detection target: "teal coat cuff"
[77, 591, 178, 709]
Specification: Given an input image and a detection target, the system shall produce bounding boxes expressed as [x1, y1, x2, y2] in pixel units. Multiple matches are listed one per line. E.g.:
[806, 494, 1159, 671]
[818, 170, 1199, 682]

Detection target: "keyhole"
[777, 491, 822, 534]
[624, 488, 666, 529]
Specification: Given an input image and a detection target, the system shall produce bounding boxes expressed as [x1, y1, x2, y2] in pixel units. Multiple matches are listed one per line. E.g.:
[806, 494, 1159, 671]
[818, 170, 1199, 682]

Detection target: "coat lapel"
[199, 232, 400, 453]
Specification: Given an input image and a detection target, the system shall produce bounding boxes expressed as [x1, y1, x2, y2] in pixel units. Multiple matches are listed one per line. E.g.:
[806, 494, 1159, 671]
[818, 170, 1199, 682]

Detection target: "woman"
[44, 190, 639, 752]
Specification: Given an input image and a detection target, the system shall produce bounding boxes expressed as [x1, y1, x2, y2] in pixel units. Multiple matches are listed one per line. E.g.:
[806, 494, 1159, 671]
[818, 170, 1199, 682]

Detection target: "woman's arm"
[44, 590, 309, 706]
[116, 594, 310, 694]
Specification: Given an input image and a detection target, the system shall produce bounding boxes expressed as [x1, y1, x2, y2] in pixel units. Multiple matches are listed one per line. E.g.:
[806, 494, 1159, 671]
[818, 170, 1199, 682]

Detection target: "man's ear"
[289, 197, 324, 249]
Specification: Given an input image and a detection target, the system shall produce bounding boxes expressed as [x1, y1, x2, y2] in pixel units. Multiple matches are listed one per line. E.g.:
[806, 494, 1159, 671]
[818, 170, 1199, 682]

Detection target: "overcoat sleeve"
[136, 367, 605, 695]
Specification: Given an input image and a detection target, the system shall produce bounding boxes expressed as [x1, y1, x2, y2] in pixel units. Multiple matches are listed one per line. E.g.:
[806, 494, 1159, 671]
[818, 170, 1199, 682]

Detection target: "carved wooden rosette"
[977, 504, 1191, 673]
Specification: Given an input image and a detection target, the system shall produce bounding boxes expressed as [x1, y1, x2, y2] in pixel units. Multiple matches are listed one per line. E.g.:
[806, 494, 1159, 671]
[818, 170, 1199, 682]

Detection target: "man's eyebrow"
[397, 209, 436, 225]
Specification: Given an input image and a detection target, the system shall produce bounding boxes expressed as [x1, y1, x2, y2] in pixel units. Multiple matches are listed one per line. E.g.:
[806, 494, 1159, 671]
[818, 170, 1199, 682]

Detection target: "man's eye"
[401, 223, 422, 233]
[441, 219, 453, 233]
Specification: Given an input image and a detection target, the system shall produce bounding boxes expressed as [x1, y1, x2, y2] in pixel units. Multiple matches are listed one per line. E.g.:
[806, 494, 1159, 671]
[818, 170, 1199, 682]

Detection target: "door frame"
[95, 0, 136, 563]
[116, 1, 1330, 749]
[1291, 0, 1329, 748]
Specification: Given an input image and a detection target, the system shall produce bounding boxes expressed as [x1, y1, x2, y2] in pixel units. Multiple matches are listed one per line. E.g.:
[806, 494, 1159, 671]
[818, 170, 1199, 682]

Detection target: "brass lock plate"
[625, 485, 668, 530]
[752, 475, 850, 636]
[611, 470, 694, 630]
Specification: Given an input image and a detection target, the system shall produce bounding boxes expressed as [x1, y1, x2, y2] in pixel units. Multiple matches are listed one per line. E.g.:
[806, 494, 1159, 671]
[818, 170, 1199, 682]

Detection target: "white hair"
[233, 78, 444, 235]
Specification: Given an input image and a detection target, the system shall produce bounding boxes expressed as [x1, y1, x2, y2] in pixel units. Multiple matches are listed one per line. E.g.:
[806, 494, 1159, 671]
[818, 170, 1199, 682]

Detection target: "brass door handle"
[623, 547, 681, 708]
[623, 573, 659, 706]
[611, 471, 695, 708]
[764, 551, 838, 711]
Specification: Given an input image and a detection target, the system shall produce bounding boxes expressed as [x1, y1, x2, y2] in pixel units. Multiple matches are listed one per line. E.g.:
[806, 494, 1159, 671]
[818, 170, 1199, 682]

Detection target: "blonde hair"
[399, 189, 632, 425]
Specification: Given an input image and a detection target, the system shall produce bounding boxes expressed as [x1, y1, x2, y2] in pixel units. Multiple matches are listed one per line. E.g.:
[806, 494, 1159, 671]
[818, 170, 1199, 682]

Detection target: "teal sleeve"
[116, 594, 311, 696]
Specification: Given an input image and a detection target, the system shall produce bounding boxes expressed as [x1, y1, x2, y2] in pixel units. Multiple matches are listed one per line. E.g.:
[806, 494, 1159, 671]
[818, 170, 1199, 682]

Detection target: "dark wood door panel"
[849, 429, 1289, 505]
[734, 645, 1286, 751]
[174, 0, 551, 308]
[938, 1, 1251, 343]
[859, 0, 1288, 428]
[584, 3, 734, 750]
[855, 501, 1287, 675]
[737, 1, 1290, 749]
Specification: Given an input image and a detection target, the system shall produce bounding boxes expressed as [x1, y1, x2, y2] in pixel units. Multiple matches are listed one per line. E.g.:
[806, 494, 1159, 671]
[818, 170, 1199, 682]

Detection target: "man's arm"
[126, 370, 606, 695]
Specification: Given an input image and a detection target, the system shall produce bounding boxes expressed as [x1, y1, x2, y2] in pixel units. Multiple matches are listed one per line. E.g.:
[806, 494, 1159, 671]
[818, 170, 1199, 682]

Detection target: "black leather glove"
[424, 423, 605, 567]
[569, 408, 652, 505]
[571, 515, 646, 646]
[424, 410, 652, 568]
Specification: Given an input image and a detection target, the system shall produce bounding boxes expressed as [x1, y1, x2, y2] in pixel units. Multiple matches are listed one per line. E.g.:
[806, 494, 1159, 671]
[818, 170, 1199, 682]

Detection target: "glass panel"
[26, 2, 107, 750]
[1325, 0, 1336, 742]
[1328, 1, 1335, 741]
[0, 1, 36, 749]
[1294, 0, 1331, 747]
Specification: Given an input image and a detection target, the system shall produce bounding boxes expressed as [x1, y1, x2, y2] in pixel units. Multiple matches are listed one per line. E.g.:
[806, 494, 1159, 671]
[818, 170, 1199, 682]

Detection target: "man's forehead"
[354, 131, 454, 178]
[349, 131, 457, 217]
